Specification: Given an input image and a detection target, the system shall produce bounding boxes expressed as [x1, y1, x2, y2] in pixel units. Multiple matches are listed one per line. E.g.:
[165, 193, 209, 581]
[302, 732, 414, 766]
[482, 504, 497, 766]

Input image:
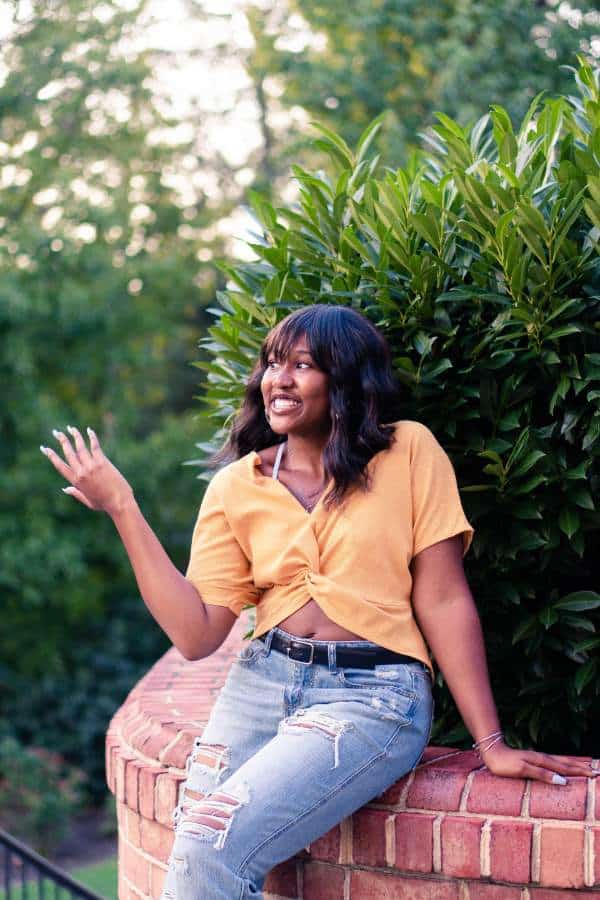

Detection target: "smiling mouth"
[271, 398, 302, 413]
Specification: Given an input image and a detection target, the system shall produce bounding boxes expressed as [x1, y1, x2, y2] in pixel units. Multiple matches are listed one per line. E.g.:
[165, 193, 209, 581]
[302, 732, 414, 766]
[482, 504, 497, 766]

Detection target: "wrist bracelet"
[472, 730, 504, 757]
[475, 733, 504, 757]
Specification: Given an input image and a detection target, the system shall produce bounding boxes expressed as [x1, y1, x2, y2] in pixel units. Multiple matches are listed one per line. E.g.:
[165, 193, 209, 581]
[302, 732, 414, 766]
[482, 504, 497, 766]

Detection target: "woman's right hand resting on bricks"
[40, 425, 237, 659]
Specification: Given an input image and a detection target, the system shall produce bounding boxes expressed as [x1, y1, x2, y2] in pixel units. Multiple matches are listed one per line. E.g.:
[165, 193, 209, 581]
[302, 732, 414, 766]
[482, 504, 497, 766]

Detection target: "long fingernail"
[40, 445, 49, 455]
[67, 425, 75, 433]
[52, 429, 62, 438]
[551, 773, 568, 785]
[87, 426, 94, 436]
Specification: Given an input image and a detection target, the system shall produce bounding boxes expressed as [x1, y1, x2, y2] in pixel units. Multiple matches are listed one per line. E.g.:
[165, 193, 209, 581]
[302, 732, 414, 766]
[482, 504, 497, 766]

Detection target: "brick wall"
[106, 618, 600, 898]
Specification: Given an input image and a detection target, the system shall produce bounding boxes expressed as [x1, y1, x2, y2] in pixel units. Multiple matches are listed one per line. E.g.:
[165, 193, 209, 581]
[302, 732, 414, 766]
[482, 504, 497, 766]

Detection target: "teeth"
[272, 398, 300, 411]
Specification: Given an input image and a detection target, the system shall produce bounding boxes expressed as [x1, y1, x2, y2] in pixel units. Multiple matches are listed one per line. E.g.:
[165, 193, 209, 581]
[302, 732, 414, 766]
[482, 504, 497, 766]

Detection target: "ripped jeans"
[161, 627, 433, 900]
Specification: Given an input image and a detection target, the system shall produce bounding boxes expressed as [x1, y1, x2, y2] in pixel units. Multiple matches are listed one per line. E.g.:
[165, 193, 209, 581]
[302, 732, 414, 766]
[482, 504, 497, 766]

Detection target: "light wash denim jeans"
[161, 627, 433, 900]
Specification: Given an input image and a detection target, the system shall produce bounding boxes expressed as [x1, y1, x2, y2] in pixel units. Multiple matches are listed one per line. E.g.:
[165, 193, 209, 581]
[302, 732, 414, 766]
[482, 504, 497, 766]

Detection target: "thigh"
[161, 641, 287, 899]
[177, 665, 433, 886]
[176, 639, 286, 822]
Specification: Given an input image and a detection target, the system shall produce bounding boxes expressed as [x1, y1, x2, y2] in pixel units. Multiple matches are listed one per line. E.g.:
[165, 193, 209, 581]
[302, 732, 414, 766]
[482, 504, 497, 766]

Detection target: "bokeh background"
[1, 0, 598, 889]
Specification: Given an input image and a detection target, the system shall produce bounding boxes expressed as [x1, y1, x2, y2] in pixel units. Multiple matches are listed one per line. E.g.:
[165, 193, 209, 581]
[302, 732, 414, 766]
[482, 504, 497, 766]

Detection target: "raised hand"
[40, 425, 135, 517]
[480, 741, 597, 785]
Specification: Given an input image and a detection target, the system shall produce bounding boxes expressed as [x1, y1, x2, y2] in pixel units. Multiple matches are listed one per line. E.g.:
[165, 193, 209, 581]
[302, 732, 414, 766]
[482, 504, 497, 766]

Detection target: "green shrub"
[0, 737, 84, 855]
[192, 58, 600, 754]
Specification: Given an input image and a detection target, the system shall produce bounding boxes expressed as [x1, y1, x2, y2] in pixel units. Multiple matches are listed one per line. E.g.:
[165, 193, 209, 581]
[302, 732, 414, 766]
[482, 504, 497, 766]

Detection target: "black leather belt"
[258, 631, 420, 668]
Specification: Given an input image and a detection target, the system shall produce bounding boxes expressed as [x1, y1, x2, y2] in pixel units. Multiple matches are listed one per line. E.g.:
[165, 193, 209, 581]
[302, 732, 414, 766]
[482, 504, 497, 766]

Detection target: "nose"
[273, 363, 295, 386]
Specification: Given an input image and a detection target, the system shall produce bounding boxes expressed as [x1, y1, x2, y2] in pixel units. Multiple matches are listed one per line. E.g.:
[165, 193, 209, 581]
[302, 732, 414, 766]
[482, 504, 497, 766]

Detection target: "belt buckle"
[286, 637, 315, 665]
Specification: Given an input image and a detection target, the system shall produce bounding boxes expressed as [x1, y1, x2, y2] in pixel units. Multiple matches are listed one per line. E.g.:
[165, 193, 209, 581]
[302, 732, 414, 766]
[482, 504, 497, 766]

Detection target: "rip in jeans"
[278, 709, 350, 769]
[174, 740, 249, 850]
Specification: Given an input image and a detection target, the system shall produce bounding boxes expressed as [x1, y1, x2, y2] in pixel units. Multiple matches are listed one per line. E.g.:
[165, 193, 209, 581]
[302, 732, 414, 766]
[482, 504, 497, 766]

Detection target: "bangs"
[260, 306, 335, 371]
[262, 319, 313, 364]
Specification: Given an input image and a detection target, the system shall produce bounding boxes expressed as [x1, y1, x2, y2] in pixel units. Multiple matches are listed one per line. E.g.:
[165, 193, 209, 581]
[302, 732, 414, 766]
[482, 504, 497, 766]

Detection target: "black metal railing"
[0, 829, 104, 900]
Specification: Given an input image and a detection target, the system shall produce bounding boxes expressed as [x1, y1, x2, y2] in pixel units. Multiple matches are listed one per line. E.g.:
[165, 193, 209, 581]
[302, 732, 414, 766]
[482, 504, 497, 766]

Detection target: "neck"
[285, 433, 328, 479]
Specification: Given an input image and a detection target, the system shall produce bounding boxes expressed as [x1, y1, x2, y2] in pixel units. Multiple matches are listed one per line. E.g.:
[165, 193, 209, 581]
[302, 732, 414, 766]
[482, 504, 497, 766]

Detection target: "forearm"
[110, 497, 209, 659]
[415, 592, 500, 743]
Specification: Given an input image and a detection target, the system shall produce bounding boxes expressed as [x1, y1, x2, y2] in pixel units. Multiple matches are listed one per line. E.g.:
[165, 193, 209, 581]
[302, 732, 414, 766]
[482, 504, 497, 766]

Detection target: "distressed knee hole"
[279, 710, 350, 769]
[186, 741, 230, 778]
[176, 782, 250, 849]
[174, 743, 232, 827]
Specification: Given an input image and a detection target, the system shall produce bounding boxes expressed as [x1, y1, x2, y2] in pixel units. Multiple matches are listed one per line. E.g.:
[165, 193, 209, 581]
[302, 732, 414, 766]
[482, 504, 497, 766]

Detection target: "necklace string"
[284, 442, 325, 510]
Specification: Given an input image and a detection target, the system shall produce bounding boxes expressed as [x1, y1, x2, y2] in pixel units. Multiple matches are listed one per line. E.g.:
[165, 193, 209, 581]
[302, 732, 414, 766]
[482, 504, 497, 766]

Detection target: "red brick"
[353, 809, 389, 867]
[118, 852, 126, 900]
[407, 768, 468, 812]
[394, 811, 435, 873]
[159, 730, 197, 769]
[531, 892, 600, 899]
[309, 825, 340, 863]
[539, 824, 585, 888]
[150, 863, 167, 899]
[155, 773, 183, 828]
[125, 807, 141, 847]
[350, 870, 459, 899]
[143, 725, 179, 760]
[441, 815, 484, 878]
[490, 819, 532, 883]
[468, 887, 522, 900]
[467, 770, 525, 816]
[116, 752, 136, 804]
[375, 771, 410, 805]
[105, 732, 119, 792]
[426, 749, 481, 772]
[122, 841, 150, 895]
[263, 859, 298, 898]
[420, 746, 460, 765]
[140, 817, 173, 864]
[302, 862, 345, 900]
[530, 779, 587, 820]
[139, 766, 167, 821]
[125, 759, 141, 813]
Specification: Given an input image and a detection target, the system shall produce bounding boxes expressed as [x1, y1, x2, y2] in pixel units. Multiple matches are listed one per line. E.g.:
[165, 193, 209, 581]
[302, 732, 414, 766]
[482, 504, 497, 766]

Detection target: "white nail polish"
[40, 445, 48, 454]
[52, 429, 61, 438]
[551, 773, 568, 785]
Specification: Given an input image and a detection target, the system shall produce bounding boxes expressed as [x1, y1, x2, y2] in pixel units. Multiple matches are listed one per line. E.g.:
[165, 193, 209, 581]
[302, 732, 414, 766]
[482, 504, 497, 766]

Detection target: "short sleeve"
[185, 473, 260, 617]
[410, 424, 474, 559]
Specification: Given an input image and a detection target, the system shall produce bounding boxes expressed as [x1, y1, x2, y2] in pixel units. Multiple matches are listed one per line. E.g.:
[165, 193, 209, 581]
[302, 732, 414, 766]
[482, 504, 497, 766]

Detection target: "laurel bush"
[191, 59, 600, 753]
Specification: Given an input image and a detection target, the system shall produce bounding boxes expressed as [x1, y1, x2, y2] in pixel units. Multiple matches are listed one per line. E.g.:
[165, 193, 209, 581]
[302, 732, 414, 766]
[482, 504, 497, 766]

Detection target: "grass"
[71, 857, 118, 899]
[0, 856, 118, 900]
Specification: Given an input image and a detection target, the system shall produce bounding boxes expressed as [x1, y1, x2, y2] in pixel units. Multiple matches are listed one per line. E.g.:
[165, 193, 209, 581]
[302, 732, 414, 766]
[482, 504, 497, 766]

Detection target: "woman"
[42, 305, 594, 899]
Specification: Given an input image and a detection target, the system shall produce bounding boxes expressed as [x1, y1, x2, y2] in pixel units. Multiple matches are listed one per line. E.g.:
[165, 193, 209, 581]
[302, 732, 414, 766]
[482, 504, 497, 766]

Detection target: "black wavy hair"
[213, 304, 404, 507]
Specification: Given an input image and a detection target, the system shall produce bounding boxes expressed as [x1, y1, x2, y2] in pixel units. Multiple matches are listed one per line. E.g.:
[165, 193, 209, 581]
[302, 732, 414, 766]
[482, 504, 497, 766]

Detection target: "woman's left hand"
[481, 741, 597, 784]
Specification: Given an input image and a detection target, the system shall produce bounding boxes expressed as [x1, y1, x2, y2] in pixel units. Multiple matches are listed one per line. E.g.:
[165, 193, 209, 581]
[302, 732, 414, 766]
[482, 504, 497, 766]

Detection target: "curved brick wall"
[107, 617, 600, 899]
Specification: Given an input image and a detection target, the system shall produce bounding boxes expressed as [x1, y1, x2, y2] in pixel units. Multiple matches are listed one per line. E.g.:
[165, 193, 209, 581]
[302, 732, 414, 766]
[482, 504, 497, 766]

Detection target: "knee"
[176, 780, 250, 847]
[168, 830, 260, 899]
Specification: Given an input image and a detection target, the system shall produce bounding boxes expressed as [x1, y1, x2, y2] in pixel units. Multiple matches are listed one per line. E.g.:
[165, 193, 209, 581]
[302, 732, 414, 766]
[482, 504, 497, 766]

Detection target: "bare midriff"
[276, 598, 365, 641]
[257, 445, 365, 642]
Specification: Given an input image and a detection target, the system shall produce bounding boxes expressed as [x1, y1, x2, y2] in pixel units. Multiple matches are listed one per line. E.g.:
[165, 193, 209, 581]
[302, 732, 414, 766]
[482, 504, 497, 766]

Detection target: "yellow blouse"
[185, 420, 474, 671]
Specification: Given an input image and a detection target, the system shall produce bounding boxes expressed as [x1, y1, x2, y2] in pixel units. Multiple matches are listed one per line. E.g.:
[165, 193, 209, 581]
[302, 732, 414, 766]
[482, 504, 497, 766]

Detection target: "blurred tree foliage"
[0, 0, 214, 798]
[243, 0, 600, 168]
